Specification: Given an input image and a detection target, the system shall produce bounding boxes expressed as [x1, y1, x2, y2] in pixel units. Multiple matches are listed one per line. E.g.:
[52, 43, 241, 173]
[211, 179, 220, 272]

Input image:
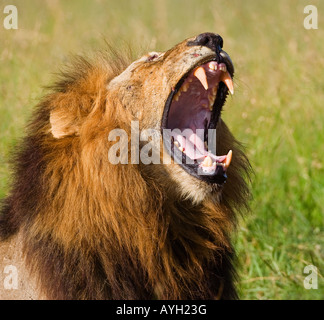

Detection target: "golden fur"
[0, 36, 250, 299]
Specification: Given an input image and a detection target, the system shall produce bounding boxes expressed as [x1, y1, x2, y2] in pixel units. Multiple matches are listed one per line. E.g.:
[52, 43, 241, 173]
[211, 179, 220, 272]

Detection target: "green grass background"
[0, 0, 323, 299]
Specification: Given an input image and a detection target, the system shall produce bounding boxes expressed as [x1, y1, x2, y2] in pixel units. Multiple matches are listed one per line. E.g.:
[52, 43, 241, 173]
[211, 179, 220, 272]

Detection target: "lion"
[0, 33, 250, 300]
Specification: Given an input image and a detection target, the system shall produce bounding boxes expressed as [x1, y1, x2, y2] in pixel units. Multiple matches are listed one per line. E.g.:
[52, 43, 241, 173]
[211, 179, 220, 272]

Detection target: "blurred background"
[0, 0, 323, 299]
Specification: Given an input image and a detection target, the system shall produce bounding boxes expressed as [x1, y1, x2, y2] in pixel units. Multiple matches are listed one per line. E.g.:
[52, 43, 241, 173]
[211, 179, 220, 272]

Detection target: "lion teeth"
[201, 155, 213, 167]
[193, 66, 208, 90]
[208, 61, 218, 71]
[219, 64, 227, 72]
[208, 85, 218, 111]
[182, 82, 189, 92]
[208, 95, 214, 111]
[224, 150, 232, 168]
[174, 90, 181, 101]
[221, 72, 234, 95]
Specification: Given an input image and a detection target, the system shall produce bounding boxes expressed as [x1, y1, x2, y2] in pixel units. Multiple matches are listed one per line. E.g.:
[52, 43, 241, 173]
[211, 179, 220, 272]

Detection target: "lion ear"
[50, 107, 80, 139]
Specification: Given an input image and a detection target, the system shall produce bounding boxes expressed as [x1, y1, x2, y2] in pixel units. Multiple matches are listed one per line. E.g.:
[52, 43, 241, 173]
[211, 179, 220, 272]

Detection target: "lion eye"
[146, 52, 162, 62]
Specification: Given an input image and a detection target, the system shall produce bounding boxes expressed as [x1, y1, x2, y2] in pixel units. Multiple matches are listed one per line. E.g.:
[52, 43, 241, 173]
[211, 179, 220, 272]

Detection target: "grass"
[0, 0, 323, 299]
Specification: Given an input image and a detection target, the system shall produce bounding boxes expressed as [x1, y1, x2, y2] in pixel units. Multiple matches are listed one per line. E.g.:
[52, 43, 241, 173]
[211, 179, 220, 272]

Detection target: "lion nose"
[188, 32, 224, 54]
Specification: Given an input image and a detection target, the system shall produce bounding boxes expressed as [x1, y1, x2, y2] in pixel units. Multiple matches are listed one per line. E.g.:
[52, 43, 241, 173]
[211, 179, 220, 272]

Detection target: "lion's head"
[0, 33, 250, 300]
[50, 33, 246, 204]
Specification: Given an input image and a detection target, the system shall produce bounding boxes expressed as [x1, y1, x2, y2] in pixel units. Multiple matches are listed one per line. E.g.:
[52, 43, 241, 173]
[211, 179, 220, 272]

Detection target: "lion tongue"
[173, 132, 227, 163]
[173, 132, 205, 159]
[187, 132, 207, 159]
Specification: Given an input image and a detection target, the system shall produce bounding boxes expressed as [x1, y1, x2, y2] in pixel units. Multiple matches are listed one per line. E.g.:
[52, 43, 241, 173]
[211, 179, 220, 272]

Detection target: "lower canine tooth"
[225, 150, 233, 168]
[202, 156, 213, 167]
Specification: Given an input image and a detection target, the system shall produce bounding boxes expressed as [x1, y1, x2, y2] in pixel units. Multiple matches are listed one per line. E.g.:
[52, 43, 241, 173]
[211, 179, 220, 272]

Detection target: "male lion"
[0, 33, 250, 300]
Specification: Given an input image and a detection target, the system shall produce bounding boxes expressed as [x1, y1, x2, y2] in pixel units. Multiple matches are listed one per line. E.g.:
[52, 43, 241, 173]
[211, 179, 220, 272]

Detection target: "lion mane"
[0, 34, 250, 300]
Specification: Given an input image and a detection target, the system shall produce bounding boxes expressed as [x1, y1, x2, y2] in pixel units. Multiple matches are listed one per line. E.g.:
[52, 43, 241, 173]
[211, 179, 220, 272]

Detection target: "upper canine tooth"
[193, 66, 208, 90]
[221, 71, 234, 95]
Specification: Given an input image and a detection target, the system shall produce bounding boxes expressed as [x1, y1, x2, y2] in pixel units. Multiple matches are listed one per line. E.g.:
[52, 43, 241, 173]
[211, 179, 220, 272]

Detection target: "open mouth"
[162, 55, 234, 185]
